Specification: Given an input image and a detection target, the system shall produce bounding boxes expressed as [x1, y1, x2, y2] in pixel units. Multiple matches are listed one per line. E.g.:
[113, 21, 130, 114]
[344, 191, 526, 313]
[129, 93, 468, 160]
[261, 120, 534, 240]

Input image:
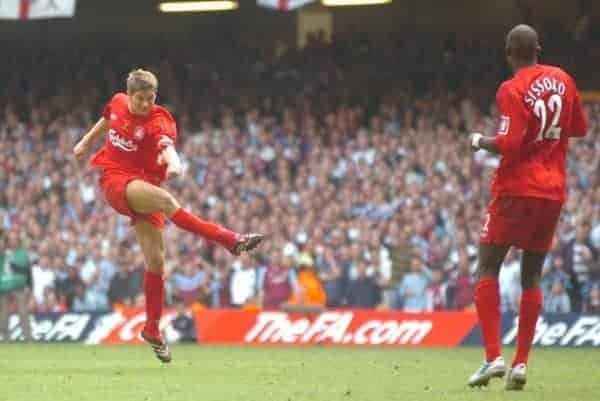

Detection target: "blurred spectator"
[446, 231, 477, 271]
[564, 225, 596, 285]
[397, 257, 431, 312]
[544, 281, 572, 313]
[345, 260, 380, 309]
[499, 250, 521, 313]
[257, 246, 298, 310]
[31, 255, 56, 308]
[447, 251, 474, 310]
[170, 261, 210, 306]
[0, 230, 32, 341]
[108, 263, 137, 307]
[288, 254, 326, 307]
[585, 284, 600, 313]
[387, 226, 412, 279]
[541, 255, 572, 303]
[209, 249, 232, 308]
[55, 264, 84, 309]
[79, 247, 111, 310]
[171, 298, 197, 342]
[314, 245, 343, 307]
[71, 284, 99, 312]
[36, 288, 67, 313]
[229, 253, 257, 308]
[591, 220, 600, 250]
[426, 269, 448, 311]
[369, 243, 393, 308]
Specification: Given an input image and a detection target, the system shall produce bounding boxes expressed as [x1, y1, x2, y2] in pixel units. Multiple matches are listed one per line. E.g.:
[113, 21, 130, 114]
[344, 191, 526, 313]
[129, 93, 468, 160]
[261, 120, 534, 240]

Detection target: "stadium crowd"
[0, 32, 599, 325]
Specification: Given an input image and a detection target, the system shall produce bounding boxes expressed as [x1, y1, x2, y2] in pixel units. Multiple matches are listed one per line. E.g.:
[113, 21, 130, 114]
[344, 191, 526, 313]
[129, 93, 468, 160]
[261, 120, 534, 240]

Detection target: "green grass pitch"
[1, 344, 599, 401]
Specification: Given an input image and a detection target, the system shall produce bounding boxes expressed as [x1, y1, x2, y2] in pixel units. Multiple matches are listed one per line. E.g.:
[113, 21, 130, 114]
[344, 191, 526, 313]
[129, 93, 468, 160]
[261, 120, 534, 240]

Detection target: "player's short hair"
[126, 69, 158, 93]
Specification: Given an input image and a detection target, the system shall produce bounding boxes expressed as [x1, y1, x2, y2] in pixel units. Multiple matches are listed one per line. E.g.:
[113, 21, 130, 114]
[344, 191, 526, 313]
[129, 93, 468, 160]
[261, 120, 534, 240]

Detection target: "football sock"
[513, 288, 543, 367]
[143, 270, 164, 338]
[475, 277, 501, 362]
[170, 208, 238, 249]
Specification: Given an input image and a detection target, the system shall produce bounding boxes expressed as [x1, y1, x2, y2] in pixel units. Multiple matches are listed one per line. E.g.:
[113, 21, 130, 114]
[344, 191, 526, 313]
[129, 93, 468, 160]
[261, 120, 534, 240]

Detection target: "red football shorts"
[99, 170, 165, 229]
[480, 196, 562, 253]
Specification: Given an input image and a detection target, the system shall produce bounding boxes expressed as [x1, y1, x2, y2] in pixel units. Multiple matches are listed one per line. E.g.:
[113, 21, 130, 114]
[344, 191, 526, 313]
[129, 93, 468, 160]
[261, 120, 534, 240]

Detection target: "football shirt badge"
[134, 126, 145, 140]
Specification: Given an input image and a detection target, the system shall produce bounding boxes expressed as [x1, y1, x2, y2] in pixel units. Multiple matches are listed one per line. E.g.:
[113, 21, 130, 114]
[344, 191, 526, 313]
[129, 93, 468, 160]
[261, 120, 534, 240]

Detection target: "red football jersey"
[491, 64, 588, 201]
[90, 93, 177, 183]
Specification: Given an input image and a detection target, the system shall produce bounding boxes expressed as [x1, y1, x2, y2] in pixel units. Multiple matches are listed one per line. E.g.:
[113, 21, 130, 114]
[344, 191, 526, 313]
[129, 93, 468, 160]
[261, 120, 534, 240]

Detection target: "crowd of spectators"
[0, 32, 598, 323]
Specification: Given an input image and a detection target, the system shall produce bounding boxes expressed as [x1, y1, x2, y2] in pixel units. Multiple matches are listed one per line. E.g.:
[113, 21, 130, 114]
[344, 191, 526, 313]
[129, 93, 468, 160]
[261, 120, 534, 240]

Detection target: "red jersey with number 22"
[90, 93, 177, 184]
[491, 64, 587, 202]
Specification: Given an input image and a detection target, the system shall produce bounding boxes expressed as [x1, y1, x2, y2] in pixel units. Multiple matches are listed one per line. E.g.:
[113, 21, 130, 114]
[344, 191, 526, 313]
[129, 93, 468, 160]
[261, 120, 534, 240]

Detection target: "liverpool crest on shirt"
[134, 126, 145, 141]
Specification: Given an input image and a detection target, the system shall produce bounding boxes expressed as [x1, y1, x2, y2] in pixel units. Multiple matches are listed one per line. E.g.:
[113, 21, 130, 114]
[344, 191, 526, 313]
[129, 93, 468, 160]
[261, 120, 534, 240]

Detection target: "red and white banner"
[257, 0, 316, 11]
[86, 308, 181, 345]
[7, 310, 600, 347]
[194, 310, 478, 347]
[0, 0, 76, 20]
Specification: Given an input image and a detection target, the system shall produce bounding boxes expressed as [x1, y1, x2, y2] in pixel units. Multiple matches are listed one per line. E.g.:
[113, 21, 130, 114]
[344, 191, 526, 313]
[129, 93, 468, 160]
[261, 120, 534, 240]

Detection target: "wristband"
[471, 133, 483, 149]
[163, 146, 181, 170]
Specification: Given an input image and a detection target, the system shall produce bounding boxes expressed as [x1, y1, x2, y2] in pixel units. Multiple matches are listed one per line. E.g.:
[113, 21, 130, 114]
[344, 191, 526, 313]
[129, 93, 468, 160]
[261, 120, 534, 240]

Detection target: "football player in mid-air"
[467, 24, 587, 390]
[74, 69, 265, 363]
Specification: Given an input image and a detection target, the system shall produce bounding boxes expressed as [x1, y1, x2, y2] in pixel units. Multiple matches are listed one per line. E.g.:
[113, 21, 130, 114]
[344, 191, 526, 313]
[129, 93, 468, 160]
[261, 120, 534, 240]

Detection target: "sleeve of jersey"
[492, 84, 528, 156]
[154, 116, 178, 151]
[569, 89, 588, 137]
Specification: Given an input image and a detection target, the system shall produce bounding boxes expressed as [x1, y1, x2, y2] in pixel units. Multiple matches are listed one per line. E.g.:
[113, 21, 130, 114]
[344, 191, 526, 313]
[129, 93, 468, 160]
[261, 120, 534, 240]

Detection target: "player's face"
[128, 89, 156, 116]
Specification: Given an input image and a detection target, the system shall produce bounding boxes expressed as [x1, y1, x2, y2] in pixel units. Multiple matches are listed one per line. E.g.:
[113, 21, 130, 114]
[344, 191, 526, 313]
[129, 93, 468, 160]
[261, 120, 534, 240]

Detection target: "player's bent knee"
[159, 191, 180, 215]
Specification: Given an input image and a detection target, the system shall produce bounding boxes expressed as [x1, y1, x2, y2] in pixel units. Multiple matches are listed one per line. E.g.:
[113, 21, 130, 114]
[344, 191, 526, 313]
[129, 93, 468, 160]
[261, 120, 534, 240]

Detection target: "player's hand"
[159, 154, 183, 179]
[165, 162, 183, 179]
[73, 140, 90, 160]
[159, 146, 183, 179]
[468, 133, 483, 152]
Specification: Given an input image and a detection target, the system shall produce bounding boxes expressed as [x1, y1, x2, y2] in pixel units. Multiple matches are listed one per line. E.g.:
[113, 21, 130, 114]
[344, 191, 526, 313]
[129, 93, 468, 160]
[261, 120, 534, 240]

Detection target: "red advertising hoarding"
[193, 310, 478, 347]
[94, 308, 178, 345]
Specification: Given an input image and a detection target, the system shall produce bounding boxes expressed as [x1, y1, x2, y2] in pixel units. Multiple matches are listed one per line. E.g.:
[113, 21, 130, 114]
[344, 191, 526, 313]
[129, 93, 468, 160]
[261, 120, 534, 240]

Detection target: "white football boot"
[505, 363, 527, 391]
[468, 356, 507, 387]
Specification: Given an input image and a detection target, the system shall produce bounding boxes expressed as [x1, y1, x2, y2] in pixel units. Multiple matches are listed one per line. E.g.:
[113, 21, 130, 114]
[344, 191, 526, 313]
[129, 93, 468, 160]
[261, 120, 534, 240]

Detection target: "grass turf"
[0, 344, 598, 401]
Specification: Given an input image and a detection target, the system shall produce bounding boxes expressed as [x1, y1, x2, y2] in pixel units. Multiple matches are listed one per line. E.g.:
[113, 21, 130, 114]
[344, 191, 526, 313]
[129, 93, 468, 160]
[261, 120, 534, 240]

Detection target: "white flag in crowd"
[257, 0, 316, 11]
[0, 0, 76, 20]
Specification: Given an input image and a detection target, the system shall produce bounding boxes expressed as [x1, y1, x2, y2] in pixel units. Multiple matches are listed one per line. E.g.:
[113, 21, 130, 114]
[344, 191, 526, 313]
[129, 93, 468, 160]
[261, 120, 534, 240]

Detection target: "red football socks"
[475, 277, 501, 362]
[170, 208, 238, 249]
[513, 288, 543, 367]
[143, 270, 164, 338]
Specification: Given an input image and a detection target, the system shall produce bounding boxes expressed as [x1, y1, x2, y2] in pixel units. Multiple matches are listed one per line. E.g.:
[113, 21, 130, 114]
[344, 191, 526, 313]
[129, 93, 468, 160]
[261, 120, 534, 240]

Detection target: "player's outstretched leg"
[134, 220, 171, 363]
[468, 243, 510, 387]
[506, 250, 544, 391]
[170, 208, 265, 255]
[126, 179, 265, 255]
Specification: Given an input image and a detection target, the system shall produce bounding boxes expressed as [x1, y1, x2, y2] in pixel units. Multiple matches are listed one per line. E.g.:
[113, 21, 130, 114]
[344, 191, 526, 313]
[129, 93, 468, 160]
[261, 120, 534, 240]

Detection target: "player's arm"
[470, 84, 528, 155]
[73, 117, 109, 160]
[154, 116, 182, 178]
[157, 136, 183, 178]
[469, 134, 501, 154]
